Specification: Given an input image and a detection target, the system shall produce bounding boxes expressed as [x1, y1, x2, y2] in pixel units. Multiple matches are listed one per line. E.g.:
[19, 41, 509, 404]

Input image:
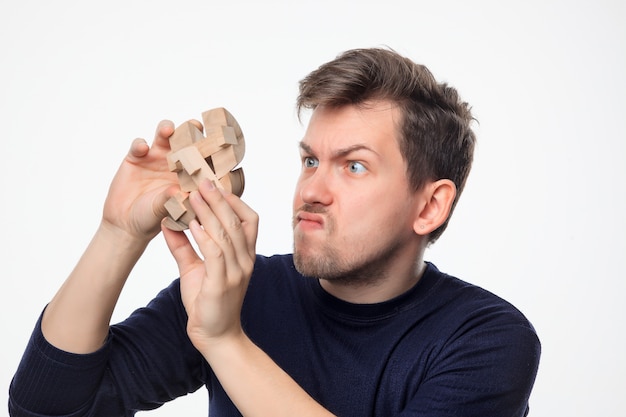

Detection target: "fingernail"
[190, 190, 202, 202]
[189, 218, 202, 231]
[204, 179, 216, 191]
[218, 185, 231, 196]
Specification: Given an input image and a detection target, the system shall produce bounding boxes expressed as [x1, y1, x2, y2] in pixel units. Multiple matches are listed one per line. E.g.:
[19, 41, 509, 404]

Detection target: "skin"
[41, 101, 456, 416]
[42, 120, 181, 354]
[294, 102, 433, 303]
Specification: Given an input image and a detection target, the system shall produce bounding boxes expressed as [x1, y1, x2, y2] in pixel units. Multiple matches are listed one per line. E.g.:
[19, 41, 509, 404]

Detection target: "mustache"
[295, 204, 327, 214]
[293, 204, 328, 228]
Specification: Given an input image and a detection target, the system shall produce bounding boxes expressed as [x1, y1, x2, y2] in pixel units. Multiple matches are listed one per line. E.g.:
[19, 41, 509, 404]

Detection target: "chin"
[293, 248, 349, 281]
[293, 250, 325, 279]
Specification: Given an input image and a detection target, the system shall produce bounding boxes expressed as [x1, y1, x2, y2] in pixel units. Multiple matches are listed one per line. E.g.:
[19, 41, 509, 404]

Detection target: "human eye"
[347, 161, 367, 174]
[303, 156, 319, 168]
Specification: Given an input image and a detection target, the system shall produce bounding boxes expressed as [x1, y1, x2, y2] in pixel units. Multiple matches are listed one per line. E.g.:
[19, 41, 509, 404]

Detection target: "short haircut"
[297, 47, 476, 243]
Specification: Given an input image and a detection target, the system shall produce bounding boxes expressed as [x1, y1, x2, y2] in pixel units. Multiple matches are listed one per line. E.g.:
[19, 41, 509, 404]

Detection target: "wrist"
[97, 220, 153, 252]
[194, 328, 249, 363]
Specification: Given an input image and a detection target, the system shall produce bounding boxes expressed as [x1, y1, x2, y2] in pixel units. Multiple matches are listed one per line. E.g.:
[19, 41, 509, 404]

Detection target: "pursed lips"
[295, 211, 325, 230]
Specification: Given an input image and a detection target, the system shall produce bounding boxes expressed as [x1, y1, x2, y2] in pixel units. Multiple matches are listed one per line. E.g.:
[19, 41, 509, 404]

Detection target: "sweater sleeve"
[8, 279, 208, 417]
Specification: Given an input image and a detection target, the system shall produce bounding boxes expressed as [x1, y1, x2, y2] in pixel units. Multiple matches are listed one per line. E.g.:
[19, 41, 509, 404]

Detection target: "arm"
[10, 279, 207, 417]
[42, 120, 179, 353]
[10, 120, 218, 417]
[163, 179, 336, 417]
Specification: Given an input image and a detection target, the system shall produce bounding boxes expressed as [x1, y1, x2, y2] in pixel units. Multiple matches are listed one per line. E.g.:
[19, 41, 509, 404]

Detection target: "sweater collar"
[304, 262, 441, 322]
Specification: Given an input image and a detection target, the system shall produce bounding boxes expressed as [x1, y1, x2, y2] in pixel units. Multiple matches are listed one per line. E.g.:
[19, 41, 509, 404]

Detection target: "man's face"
[292, 101, 421, 284]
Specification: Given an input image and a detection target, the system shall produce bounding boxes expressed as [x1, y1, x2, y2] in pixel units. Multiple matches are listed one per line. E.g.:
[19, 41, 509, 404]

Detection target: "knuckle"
[228, 216, 243, 232]
[217, 227, 231, 245]
[207, 240, 224, 259]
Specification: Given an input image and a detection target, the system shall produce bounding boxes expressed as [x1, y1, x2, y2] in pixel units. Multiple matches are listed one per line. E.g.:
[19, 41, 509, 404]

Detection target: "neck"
[319, 258, 426, 304]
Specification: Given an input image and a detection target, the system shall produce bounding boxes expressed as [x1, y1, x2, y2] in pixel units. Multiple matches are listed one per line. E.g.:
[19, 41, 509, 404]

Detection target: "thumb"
[161, 222, 201, 273]
[153, 185, 182, 221]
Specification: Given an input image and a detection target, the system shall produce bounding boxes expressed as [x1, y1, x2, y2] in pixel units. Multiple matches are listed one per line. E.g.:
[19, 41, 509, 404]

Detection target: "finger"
[188, 218, 227, 268]
[189, 183, 255, 286]
[188, 188, 238, 270]
[162, 221, 202, 274]
[194, 181, 251, 264]
[221, 191, 259, 256]
[128, 138, 150, 159]
[152, 120, 175, 149]
[187, 119, 203, 132]
[163, 222, 209, 315]
[188, 218, 229, 294]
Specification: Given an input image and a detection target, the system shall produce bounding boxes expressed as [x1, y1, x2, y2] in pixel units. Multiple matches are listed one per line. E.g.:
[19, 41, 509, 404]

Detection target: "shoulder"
[405, 264, 541, 415]
[417, 263, 541, 380]
[422, 262, 537, 333]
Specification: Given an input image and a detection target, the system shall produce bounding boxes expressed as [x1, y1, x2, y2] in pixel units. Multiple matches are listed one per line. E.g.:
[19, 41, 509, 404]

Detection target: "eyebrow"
[299, 141, 379, 159]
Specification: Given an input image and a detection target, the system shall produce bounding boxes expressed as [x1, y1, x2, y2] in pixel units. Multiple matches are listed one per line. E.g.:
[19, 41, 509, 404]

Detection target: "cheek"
[292, 184, 303, 209]
[335, 195, 374, 230]
[351, 194, 412, 229]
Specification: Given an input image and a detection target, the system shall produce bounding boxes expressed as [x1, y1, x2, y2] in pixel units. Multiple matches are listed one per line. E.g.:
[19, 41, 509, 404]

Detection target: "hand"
[102, 120, 182, 241]
[162, 180, 259, 350]
[163, 183, 335, 417]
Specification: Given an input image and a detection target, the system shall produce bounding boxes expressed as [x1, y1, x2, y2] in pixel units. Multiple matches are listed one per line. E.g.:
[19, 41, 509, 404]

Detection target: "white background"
[1, 1, 624, 416]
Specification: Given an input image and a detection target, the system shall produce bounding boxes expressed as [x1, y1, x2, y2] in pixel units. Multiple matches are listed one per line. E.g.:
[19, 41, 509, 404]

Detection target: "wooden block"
[162, 210, 195, 231]
[202, 107, 244, 143]
[193, 135, 222, 159]
[163, 192, 197, 231]
[219, 168, 245, 197]
[164, 192, 188, 221]
[204, 125, 238, 147]
[202, 107, 232, 127]
[163, 107, 247, 231]
[169, 121, 204, 152]
[168, 122, 208, 171]
[170, 147, 221, 192]
[176, 170, 197, 192]
[210, 145, 240, 178]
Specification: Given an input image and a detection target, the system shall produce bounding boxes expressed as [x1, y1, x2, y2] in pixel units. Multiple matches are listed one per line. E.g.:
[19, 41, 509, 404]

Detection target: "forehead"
[301, 102, 401, 154]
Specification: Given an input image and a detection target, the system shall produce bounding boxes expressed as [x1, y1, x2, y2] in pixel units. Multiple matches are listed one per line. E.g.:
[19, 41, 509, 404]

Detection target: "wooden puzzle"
[162, 107, 245, 231]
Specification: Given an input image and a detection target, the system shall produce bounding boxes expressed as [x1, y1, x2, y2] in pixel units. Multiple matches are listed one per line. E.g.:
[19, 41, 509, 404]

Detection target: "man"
[9, 48, 540, 416]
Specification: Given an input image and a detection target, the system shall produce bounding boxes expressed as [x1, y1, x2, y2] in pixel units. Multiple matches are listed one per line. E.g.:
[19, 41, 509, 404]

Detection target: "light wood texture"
[163, 107, 245, 231]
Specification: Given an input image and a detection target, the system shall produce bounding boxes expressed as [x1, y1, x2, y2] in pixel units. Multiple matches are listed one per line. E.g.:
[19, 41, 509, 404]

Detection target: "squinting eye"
[303, 157, 319, 168]
[348, 161, 367, 174]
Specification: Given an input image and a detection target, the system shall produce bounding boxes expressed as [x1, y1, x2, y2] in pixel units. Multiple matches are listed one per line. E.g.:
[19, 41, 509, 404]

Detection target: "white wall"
[1, 1, 624, 416]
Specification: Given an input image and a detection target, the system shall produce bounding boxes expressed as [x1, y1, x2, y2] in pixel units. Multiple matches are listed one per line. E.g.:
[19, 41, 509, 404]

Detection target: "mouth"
[295, 211, 325, 231]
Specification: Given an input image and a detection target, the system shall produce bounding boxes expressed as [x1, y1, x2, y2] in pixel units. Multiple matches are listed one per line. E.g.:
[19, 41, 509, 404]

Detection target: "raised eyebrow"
[332, 144, 378, 159]
[299, 141, 314, 155]
[299, 142, 378, 159]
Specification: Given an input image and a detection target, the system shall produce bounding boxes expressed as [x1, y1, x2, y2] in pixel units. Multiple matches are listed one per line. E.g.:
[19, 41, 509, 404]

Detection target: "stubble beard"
[293, 207, 404, 287]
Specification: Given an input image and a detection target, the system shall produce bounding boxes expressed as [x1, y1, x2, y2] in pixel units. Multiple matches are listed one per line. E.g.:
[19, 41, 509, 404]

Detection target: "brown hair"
[297, 47, 476, 243]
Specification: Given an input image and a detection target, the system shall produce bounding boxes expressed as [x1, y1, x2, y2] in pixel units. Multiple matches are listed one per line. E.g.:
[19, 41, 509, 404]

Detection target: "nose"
[297, 168, 333, 206]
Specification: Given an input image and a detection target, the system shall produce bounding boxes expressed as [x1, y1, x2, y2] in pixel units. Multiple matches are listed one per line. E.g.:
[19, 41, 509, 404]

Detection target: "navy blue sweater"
[9, 255, 540, 416]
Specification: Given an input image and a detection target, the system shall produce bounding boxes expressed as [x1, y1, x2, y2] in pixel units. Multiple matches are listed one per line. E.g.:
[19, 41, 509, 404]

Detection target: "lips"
[295, 211, 325, 230]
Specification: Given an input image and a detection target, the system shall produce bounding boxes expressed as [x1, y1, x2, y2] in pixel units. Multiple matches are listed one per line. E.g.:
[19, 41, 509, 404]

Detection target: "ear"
[413, 179, 456, 236]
